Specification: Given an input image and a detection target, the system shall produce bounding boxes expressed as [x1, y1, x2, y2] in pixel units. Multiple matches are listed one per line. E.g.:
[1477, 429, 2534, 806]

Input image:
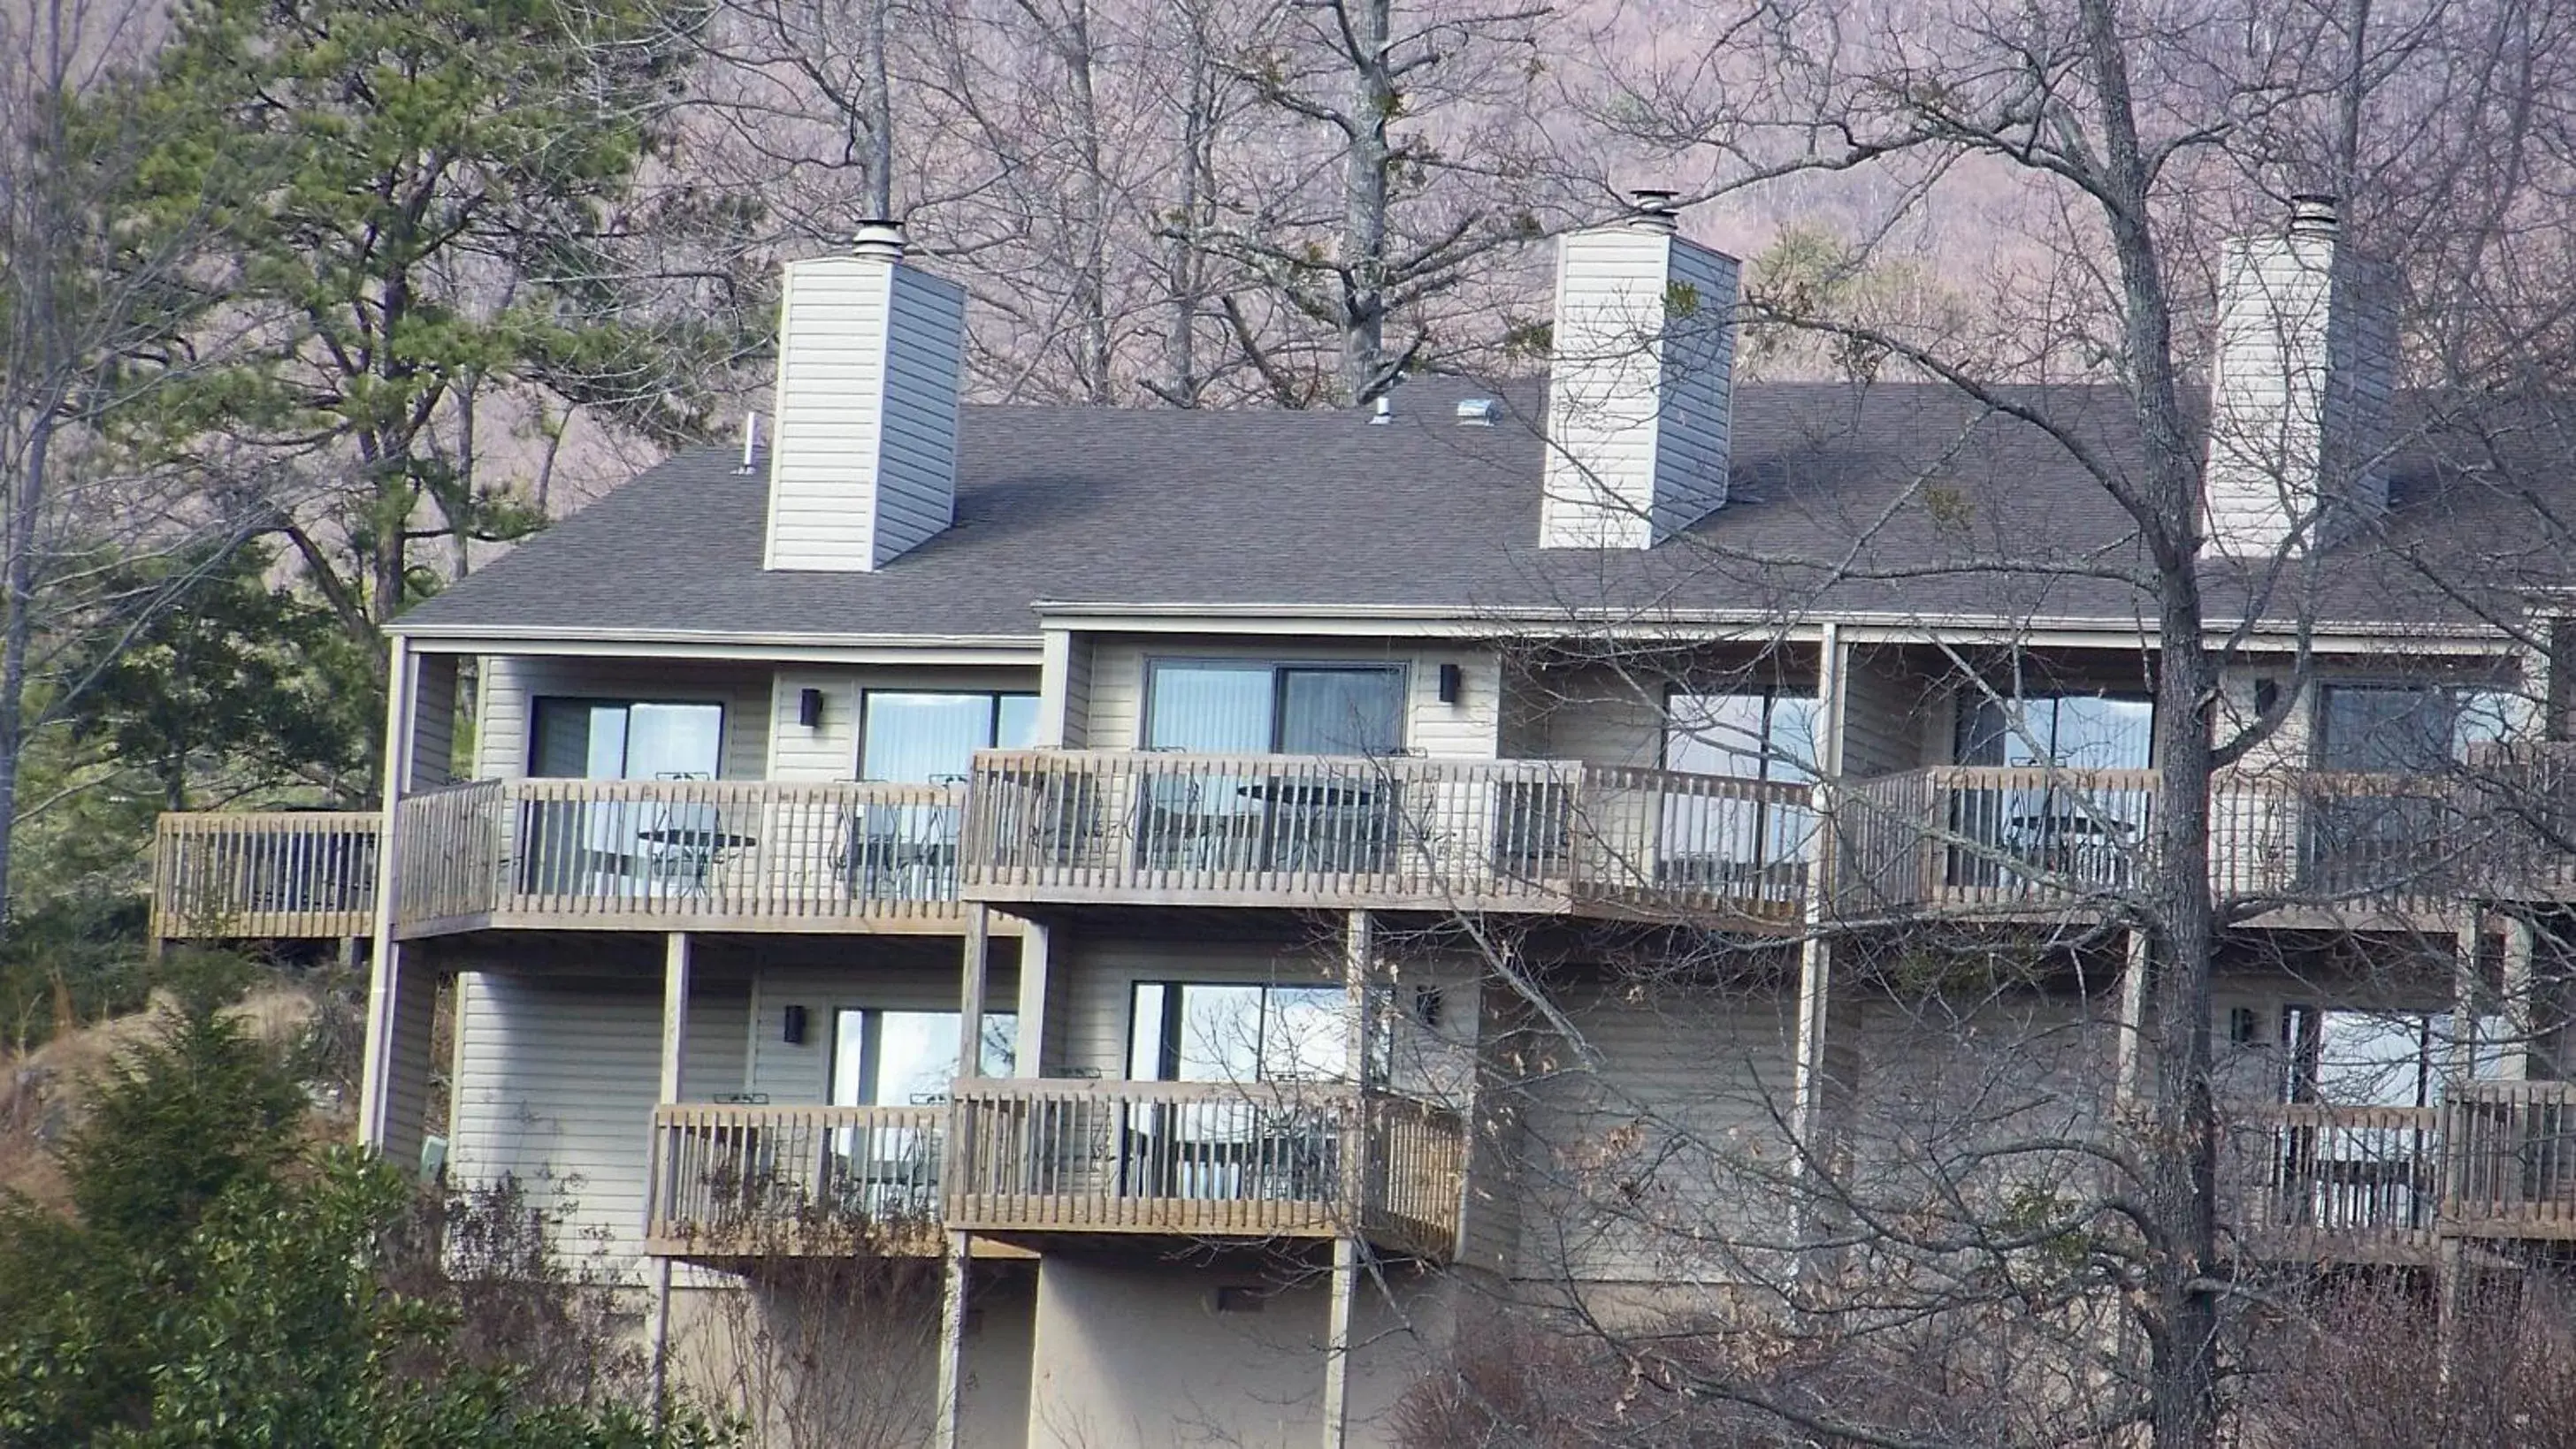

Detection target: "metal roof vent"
[1369, 394, 1394, 424]
[1456, 398, 1501, 426]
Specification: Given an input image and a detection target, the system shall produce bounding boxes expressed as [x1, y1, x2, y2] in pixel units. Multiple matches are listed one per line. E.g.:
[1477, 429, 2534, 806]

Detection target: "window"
[1946, 690, 2152, 893]
[1127, 982, 1357, 1084]
[2316, 683, 2529, 771]
[524, 700, 726, 896]
[531, 699, 722, 779]
[1144, 661, 1405, 756]
[860, 691, 1038, 782]
[829, 1008, 1017, 1106]
[1955, 692, 2152, 769]
[1658, 691, 1818, 891]
[2282, 1005, 2509, 1107]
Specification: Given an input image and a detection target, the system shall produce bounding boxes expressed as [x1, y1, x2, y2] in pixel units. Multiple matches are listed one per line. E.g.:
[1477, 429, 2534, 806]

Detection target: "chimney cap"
[1624, 187, 1682, 234]
[852, 219, 908, 262]
[2287, 194, 2340, 236]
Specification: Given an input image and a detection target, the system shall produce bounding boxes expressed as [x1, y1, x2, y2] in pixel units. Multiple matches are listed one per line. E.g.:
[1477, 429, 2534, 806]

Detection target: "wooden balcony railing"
[943, 1078, 1465, 1260]
[2227, 1084, 2576, 1259]
[958, 750, 1809, 921]
[1838, 766, 2468, 919]
[151, 810, 381, 941]
[392, 778, 967, 936]
[646, 1102, 945, 1256]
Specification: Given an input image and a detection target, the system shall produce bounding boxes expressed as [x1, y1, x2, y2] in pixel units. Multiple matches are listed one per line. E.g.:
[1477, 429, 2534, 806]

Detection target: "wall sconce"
[798, 688, 825, 728]
[1436, 663, 1463, 705]
[782, 1004, 808, 1045]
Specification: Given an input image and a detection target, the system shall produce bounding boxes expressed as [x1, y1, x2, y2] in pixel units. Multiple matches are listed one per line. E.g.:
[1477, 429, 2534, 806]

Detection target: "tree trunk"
[1340, 0, 1393, 402]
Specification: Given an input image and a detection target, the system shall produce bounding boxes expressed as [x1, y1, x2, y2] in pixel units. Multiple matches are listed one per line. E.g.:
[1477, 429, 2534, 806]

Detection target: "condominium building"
[150, 197, 2576, 1447]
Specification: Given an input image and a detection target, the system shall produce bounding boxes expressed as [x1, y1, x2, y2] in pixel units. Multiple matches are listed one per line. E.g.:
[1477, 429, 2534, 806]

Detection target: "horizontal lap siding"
[869, 269, 966, 565]
[1839, 647, 1931, 777]
[764, 263, 890, 569]
[766, 666, 1043, 782]
[476, 657, 770, 781]
[1848, 992, 2113, 1217]
[745, 946, 1013, 1103]
[1511, 972, 1800, 1284]
[449, 972, 748, 1274]
[411, 654, 459, 789]
[1082, 638, 1499, 756]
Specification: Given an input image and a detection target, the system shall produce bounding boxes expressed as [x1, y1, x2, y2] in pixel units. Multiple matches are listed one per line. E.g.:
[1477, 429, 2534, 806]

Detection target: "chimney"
[2203, 194, 2397, 559]
[1540, 189, 1739, 549]
[761, 220, 967, 572]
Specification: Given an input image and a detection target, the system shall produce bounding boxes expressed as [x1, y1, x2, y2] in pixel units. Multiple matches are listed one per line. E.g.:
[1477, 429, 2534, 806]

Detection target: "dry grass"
[0, 984, 329, 1212]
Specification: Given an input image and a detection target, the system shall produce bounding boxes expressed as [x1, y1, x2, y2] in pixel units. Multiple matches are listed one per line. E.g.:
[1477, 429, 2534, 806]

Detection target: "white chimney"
[2203, 194, 2397, 560]
[762, 221, 967, 573]
[1540, 190, 1739, 550]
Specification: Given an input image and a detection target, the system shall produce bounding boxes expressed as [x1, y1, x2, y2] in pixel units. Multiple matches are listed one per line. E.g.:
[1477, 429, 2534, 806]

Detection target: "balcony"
[2231, 1083, 2576, 1262]
[646, 1103, 949, 1259]
[1837, 766, 2468, 921]
[943, 1079, 1466, 1260]
[392, 778, 967, 937]
[958, 750, 1812, 923]
[152, 810, 381, 941]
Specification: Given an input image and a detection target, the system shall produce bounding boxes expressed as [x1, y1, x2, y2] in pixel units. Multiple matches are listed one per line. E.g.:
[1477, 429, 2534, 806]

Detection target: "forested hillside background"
[2, 0, 2572, 1046]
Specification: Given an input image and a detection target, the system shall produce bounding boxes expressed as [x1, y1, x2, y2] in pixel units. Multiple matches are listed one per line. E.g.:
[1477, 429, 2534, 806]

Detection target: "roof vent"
[1456, 398, 1501, 426]
[1369, 394, 1394, 425]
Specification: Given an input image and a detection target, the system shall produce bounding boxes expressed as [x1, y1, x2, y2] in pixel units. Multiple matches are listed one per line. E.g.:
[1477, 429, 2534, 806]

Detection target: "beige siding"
[764, 666, 1041, 782]
[475, 657, 769, 781]
[1536, 667, 1663, 767]
[448, 971, 751, 1271]
[1080, 638, 1499, 758]
[1511, 970, 1800, 1283]
[1540, 225, 1738, 548]
[744, 943, 1010, 1103]
[1044, 629, 1094, 749]
[410, 653, 460, 789]
[1839, 645, 1933, 777]
[761, 255, 965, 572]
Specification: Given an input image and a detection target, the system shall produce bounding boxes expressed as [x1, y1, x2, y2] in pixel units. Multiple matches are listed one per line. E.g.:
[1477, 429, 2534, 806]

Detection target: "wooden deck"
[944, 1078, 1465, 1260]
[152, 810, 380, 941]
[391, 777, 972, 938]
[646, 1102, 954, 1259]
[1838, 765, 2471, 922]
[2231, 1085, 2576, 1262]
[958, 750, 1811, 924]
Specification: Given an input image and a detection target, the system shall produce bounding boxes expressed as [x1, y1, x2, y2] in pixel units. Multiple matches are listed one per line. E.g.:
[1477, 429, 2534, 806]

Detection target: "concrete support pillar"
[1015, 918, 1052, 1076]
[1320, 1234, 1359, 1449]
[934, 1230, 973, 1449]
[2115, 927, 2152, 1110]
[960, 904, 990, 1079]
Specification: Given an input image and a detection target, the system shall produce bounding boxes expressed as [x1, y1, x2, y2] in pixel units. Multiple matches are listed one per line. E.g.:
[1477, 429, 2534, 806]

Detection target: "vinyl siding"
[1043, 629, 1094, 749]
[410, 653, 459, 789]
[448, 971, 750, 1272]
[1080, 639, 1499, 758]
[1540, 227, 1737, 548]
[1838, 646, 1933, 777]
[744, 944, 1012, 1103]
[380, 953, 440, 1169]
[764, 666, 1041, 782]
[761, 256, 964, 572]
[475, 657, 769, 781]
[1510, 971, 1800, 1283]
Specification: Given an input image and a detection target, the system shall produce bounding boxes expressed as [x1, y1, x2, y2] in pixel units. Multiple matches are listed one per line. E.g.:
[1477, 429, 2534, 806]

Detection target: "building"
[149, 196, 2576, 1446]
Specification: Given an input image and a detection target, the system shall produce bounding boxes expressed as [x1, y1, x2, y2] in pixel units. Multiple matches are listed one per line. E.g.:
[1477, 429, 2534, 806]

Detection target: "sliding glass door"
[524, 699, 724, 895]
[1140, 662, 1407, 872]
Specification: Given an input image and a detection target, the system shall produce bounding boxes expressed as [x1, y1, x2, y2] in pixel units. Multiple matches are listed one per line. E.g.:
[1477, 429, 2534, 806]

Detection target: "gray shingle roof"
[394, 377, 2576, 644]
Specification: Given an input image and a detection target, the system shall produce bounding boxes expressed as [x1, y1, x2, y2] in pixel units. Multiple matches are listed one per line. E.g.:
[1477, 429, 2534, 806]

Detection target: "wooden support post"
[1320, 1234, 1358, 1449]
[960, 904, 990, 1082]
[2115, 927, 2152, 1110]
[647, 931, 692, 1415]
[1345, 910, 1376, 1087]
[933, 1230, 972, 1449]
[1788, 622, 1850, 1270]
[356, 634, 417, 1154]
[1014, 918, 1051, 1076]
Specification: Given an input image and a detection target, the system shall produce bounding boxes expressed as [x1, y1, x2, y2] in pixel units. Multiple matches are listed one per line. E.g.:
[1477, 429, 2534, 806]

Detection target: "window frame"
[1127, 980, 1372, 1085]
[1952, 688, 2156, 770]
[828, 1004, 1018, 1106]
[2312, 679, 2529, 771]
[854, 688, 1041, 782]
[1659, 686, 1820, 781]
[527, 696, 727, 779]
[1140, 658, 1411, 755]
